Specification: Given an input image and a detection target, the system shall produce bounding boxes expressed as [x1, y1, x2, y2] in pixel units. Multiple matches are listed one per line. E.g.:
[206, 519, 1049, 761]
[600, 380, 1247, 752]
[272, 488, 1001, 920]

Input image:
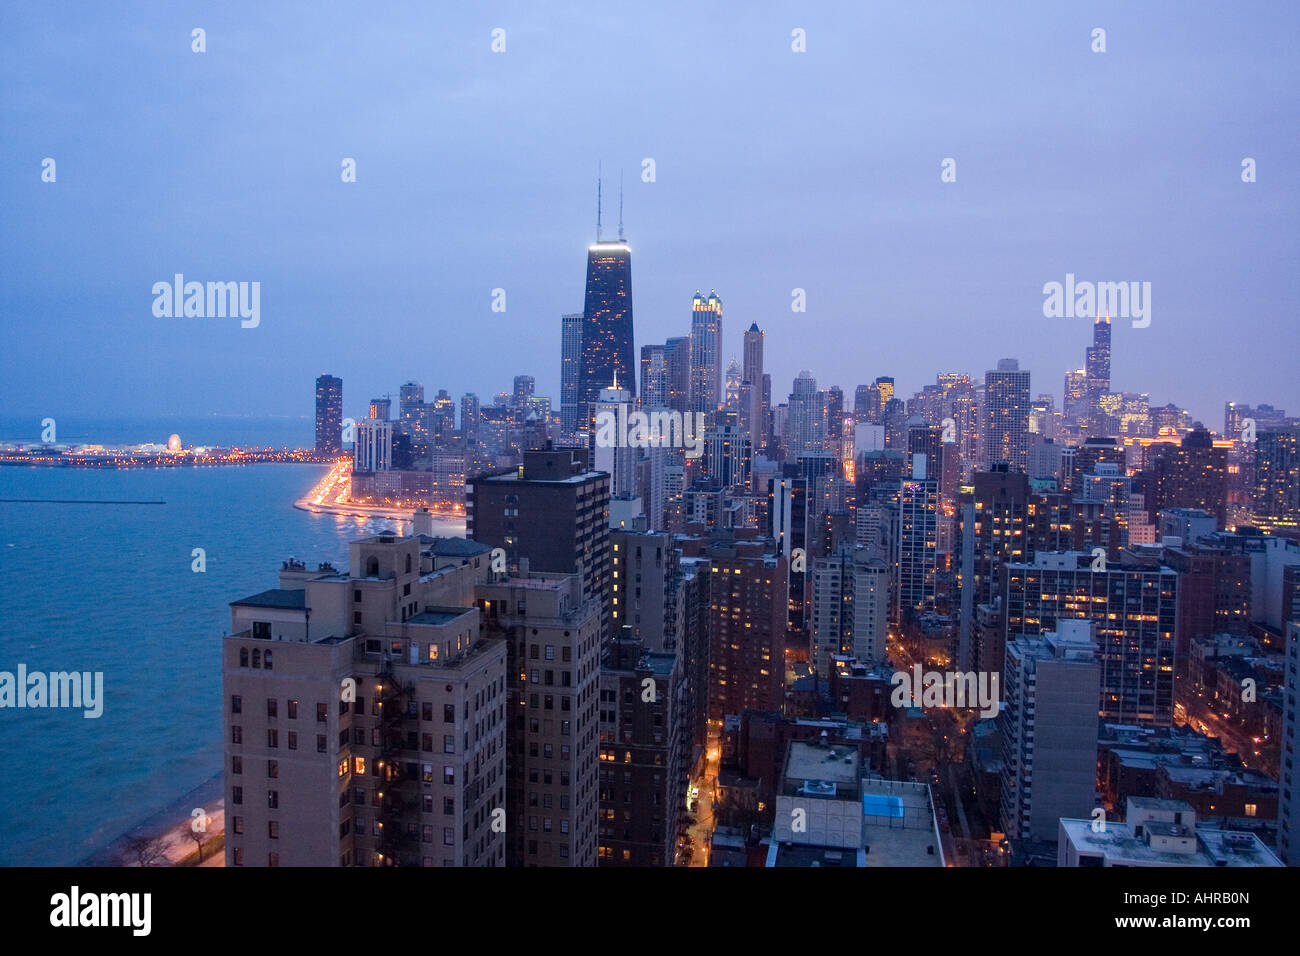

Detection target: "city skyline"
[3, 2, 1298, 431]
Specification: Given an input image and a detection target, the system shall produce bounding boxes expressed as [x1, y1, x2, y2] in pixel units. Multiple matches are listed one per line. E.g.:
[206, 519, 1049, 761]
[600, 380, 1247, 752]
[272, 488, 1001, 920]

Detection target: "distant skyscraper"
[512, 375, 535, 408]
[688, 291, 723, 413]
[724, 358, 742, 414]
[560, 312, 583, 438]
[460, 392, 480, 442]
[593, 381, 636, 500]
[897, 469, 939, 618]
[353, 419, 392, 472]
[579, 238, 634, 433]
[984, 359, 1031, 470]
[664, 336, 691, 414]
[1254, 427, 1300, 531]
[1084, 313, 1112, 434]
[640, 344, 668, 408]
[314, 374, 342, 456]
[874, 376, 895, 407]
[367, 397, 390, 421]
[743, 323, 765, 452]
[1063, 369, 1087, 427]
[787, 371, 823, 457]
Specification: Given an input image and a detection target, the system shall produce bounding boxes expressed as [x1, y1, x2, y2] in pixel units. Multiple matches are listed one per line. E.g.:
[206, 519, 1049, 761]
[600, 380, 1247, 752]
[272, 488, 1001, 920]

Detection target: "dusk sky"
[3, 1, 1297, 436]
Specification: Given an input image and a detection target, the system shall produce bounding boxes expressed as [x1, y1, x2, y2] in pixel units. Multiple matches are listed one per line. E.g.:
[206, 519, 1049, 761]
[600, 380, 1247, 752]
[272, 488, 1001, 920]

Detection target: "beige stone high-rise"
[222, 533, 507, 867]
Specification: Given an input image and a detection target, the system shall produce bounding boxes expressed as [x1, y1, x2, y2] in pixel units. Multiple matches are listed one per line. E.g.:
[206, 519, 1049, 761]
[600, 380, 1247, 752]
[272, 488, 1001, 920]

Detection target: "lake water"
[0, 462, 464, 865]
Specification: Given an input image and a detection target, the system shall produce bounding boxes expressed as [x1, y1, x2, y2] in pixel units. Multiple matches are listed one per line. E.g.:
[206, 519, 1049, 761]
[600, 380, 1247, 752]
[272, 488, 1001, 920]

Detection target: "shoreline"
[81, 772, 224, 867]
[293, 496, 465, 524]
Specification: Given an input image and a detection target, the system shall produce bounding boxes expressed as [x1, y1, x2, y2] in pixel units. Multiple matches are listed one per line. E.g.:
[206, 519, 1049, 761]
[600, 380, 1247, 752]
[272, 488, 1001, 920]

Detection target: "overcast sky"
[3, 0, 1297, 433]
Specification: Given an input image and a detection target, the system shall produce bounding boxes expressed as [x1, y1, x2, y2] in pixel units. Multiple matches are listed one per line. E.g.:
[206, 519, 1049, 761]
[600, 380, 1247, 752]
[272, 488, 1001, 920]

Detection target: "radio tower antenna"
[618, 168, 625, 241]
[596, 162, 603, 242]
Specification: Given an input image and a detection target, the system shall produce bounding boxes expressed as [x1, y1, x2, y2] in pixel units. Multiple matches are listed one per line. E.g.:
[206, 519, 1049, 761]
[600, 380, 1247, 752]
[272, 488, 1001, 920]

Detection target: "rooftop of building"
[784, 740, 861, 790]
[1129, 796, 1194, 812]
[406, 606, 476, 627]
[417, 536, 492, 557]
[769, 844, 861, 867]
[1059, 818, 1281, 866]
[230, 588, 306, 610]
[859, 777, 944, 867]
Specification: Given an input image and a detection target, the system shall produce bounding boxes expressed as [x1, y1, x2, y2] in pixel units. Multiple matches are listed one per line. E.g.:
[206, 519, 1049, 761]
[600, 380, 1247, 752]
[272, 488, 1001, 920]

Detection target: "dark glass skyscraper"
[1085, 312, 1112, 433]
[578, 240, 634, 434]
[560, 312, 583, 437]
[314, 373, 342, 456]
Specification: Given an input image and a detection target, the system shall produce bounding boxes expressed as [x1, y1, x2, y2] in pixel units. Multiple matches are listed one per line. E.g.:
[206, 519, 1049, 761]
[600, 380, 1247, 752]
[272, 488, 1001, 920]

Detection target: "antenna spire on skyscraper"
[596, 161, 603, 242]
[618, 168, 624, 242]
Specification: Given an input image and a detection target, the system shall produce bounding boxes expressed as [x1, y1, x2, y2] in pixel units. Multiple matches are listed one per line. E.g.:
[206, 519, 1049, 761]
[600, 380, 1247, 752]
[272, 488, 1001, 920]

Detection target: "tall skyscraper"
[512, 375, 535, 408]
[743, 323, 765, 453]
[314, 374, 342, 457]
[640, 344, 668, 409]
[724, 358, 742, 412]
[1063, 369, 1088, 428]
[787, 371, 823, 457]
[353, 420, 393, 472]
[664, 336, 691, 414]
[983, 358, 1031, 470]
[560, 312, 584, 438]
[398, 381, 426, 452]
[579, 237, 635, 433]
[896, 466, 939, 619]
[688, 291, 723, 414]
[1084, 313, 1112, 434]
[1255, 427, 1300, 531]
[874, 376, 895, 407]
[460, 392, 480, 443]
[367, 397, 391, 421]
[593, 382, 635, 500]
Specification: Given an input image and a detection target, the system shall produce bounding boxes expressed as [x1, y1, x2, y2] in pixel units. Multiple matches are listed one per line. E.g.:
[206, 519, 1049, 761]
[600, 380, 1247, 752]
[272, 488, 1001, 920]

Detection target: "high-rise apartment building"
[639, 343, 668, 409]
[664, 336, 692, 415]
[1147, 427, 1229, 528]
[704, 539, 787, 723]
[354, 420, 393, 473]
[315, 374, 343, 457]
[999, 620, 1101, 843]
[896, 466, 939, 620]
[1254, 427, 1300, 532]
[222, 534, 505, 868]
[477, 572, 601, 866]
[984, 359, 1031, 471]
[1003, 551, 1177, 726]
[787, 371, 823, 457]
[597, 634, 687, 866]
[467, 446, 612, 646]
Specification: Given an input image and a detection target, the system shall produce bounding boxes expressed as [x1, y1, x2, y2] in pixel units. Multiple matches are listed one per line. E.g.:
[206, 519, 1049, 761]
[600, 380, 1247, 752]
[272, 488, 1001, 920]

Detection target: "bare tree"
[188, 826, 207, 862]
[123, 834, 167, 868]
